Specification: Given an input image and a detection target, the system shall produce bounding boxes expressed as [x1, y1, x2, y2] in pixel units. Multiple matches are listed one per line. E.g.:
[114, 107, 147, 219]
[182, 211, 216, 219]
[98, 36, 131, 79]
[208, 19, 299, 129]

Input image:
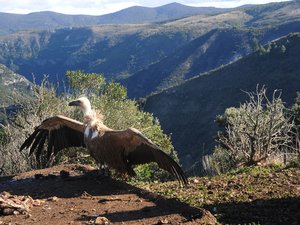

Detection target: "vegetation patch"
[134, 163, 300, 224]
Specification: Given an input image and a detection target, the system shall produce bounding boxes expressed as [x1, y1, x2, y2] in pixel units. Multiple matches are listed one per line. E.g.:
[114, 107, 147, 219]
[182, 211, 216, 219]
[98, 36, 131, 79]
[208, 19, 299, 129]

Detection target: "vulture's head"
[69, 97, 92, 116]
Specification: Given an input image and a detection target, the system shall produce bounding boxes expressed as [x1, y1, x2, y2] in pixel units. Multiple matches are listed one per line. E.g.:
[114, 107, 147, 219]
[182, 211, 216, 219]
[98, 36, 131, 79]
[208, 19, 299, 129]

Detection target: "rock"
[2, 208, 15, 215]
[94, 216, 110, 225]
[48, 196, 59, 202]
[193, 208, 217, 225]
[0, 192, 43, 215]
[24, 213, 32, 219]
[158, 218, 169, 224]
[193, 178, 200, 183]
[80, 191, 92, 199]
[13, 210, 20, 215]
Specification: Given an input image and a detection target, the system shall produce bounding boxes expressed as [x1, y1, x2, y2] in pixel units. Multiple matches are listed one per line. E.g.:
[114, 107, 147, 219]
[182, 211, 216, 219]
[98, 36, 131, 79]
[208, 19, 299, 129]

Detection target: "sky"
[0, 0, 290, 15]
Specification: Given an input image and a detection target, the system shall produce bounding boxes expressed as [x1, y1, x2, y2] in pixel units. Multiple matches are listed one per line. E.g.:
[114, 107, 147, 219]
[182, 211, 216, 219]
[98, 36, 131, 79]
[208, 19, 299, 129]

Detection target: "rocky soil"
[0, 164, 215, 225]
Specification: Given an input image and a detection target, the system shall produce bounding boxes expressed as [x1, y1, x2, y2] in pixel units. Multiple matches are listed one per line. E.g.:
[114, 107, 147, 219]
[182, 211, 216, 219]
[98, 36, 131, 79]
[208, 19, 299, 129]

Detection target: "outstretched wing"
[20, 115, 86, 161]
[108, 128, 188, 186]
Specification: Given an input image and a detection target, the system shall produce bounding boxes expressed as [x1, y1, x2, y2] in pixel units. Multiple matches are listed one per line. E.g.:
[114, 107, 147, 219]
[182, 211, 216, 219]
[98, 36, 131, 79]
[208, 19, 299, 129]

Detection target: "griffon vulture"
[20, 97, 188, 185]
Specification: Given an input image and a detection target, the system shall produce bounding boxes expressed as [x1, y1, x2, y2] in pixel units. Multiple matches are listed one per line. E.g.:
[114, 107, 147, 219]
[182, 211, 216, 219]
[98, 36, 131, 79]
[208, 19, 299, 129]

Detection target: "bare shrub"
[0, 79, 82, 174]
[214, 86, 296, 170]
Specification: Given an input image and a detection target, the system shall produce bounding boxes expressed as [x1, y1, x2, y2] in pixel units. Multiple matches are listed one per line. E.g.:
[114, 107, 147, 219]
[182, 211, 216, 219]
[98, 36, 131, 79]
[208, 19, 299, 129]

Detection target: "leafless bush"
[215, 86, 296, 168]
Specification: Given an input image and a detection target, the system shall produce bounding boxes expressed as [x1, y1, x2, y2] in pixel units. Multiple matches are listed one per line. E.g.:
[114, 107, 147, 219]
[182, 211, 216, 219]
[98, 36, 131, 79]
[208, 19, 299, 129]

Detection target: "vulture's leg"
[102, 163, 111, 177]
[96, 163, 110, 178]
[97, 163, 104, 175]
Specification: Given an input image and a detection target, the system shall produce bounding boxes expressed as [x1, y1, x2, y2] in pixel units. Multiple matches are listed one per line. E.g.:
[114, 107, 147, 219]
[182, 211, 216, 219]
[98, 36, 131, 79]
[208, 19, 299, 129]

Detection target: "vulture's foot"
[97, 164, 111, 179]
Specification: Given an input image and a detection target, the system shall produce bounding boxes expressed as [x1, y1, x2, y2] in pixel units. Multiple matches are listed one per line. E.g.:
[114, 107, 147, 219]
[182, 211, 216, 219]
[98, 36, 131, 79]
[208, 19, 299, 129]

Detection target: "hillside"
[0, 3, 228, 36]
[0, 64, 32, 123]
[136, 164, 300, 224]
[125, 27, 256, 98]
[125, 0, 300, 97]
[0, 25, 194, 85]
[0, 64, 32, 107]
[143, 33, 300, 170]
[0, 1, 299, 95]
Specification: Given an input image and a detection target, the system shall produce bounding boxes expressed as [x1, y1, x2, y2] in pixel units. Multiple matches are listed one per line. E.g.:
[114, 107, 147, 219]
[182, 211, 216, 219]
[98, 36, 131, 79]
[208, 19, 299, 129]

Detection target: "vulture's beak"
[68, 100, 81, 107]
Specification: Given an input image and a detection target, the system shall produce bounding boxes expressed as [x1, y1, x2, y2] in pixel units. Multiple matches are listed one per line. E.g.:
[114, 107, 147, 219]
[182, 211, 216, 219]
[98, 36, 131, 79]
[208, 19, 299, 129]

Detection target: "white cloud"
[0, 0, 290, 15]
[0, 0, 140, 15]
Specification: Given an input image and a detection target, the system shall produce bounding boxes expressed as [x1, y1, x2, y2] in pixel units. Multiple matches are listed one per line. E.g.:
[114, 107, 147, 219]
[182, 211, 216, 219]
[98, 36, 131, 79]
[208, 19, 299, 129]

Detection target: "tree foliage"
[66, 70, 105, 95]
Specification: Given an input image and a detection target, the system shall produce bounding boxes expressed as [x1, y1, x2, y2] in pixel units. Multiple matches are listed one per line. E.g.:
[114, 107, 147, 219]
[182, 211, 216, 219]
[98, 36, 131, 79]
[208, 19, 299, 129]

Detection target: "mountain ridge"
[0, 2, 229, 35]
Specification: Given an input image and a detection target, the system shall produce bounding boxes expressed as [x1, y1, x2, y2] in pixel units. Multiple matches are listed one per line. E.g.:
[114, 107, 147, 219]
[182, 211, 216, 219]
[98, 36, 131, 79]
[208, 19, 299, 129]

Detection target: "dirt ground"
[0, 164, 216, 225]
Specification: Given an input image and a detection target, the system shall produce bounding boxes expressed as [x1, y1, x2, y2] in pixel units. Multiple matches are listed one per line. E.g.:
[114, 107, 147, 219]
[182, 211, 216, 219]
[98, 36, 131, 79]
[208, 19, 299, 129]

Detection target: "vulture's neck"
[82, 105, 96, 125]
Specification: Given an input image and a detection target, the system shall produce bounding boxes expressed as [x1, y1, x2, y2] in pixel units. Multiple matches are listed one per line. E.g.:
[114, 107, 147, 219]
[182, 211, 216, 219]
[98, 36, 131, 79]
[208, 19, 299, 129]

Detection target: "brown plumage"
[20, 97, 188, 186]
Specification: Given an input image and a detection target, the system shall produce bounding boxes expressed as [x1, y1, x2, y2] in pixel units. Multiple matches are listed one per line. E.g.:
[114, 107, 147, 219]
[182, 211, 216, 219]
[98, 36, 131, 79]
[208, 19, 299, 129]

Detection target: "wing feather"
[35, 131, 47, 157]
[20, 129, 39, 151]
[45, 131, 54, 160]
[20, 116, 86, 161]
[29, 130, 46, 155]
[112, 128, 188, 185]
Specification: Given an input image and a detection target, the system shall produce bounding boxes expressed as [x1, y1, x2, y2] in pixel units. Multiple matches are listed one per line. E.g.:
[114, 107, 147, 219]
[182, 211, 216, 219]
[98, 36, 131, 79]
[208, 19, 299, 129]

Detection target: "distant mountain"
[0, 11, 98, 36]
[0, 1, 299, 90]
[143, 33, 300, 172]
[97, 3, 229, 24]
[0, 3, 229, 35]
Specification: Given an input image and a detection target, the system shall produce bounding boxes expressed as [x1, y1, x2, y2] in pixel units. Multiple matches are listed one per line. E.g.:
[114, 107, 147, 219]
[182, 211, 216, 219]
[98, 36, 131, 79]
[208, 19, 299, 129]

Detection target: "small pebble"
[94, 216, 109, 225]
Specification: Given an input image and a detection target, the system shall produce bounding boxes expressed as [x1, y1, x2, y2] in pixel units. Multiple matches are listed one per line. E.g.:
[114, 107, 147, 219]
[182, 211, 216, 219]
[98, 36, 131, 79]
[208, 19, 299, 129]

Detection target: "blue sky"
[0, 0, 290, 15]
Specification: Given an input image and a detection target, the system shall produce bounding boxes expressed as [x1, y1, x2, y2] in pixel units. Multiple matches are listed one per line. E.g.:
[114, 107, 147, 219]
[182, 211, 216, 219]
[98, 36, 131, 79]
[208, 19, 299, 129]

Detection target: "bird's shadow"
[0, 166, 209, 223]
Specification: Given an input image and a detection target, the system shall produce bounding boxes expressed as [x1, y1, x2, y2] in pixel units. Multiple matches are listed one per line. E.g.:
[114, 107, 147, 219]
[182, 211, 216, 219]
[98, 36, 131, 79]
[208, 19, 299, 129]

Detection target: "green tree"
[66, 70, 105, 95]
